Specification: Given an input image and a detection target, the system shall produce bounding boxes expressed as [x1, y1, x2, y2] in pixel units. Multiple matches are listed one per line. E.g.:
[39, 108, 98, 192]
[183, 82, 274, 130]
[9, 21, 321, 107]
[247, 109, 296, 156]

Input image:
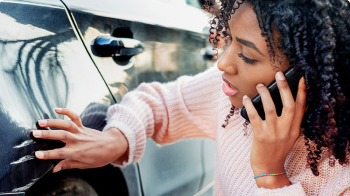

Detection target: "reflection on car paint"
[10, 155, 35, 165]
[0, 31, 70, 120]
[13, 140, 34, 149]
[11, 178, 39, 192]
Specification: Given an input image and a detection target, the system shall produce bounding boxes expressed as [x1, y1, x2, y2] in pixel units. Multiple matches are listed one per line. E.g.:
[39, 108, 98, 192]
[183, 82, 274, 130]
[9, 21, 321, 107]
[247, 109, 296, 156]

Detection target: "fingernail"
[53, 166, 61, 173]
[256, 83, 264, 88]
[55, 108, 62, 112]
[35, 151, 44, 158]
[243, 95, 249, 102]
[277, 71, 285, 80]
[33, 130, 42, 137]
[38, 120, 47, 126]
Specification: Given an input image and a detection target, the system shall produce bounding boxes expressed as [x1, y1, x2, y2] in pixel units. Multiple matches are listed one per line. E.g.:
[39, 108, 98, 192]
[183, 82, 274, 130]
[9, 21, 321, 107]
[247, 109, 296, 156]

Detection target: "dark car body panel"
[0, 0, 113, 193]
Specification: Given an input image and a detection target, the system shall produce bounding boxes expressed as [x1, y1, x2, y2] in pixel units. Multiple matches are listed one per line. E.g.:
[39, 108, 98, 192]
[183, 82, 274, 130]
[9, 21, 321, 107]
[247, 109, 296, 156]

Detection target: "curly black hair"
[204, 0, 350, 176]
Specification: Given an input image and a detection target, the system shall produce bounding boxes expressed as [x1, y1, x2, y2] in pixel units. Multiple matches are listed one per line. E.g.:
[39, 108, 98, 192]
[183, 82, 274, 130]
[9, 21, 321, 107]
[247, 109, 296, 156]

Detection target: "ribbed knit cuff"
[102, 103, 147, 167]
[255, 182, 306, 196]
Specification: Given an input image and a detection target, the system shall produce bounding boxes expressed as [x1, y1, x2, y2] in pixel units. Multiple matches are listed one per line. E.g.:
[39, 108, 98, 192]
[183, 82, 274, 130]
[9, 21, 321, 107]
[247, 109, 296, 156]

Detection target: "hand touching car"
[32, 108, 129, 173]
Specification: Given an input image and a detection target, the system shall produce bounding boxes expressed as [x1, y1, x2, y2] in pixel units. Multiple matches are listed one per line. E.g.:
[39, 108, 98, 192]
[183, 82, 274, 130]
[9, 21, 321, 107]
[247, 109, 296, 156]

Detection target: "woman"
[32, 0, 350, 195]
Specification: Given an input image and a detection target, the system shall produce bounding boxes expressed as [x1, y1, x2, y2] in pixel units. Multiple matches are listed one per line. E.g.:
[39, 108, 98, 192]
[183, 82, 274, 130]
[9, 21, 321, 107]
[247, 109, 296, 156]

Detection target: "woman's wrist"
[252, 166, 290, 189]
[105, 128, 129, 163]
[255, 174, 291, 188]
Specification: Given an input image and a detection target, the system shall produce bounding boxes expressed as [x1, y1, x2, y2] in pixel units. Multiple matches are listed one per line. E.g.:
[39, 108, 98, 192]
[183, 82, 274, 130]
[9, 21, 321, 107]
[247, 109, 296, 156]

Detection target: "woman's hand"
[32, 108, 128, 173]
[243, 71, 307, 189]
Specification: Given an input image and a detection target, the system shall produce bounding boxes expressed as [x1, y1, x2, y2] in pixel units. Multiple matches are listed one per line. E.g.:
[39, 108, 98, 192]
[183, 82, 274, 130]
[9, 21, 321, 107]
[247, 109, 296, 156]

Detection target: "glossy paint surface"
[0, 0, 112, 193]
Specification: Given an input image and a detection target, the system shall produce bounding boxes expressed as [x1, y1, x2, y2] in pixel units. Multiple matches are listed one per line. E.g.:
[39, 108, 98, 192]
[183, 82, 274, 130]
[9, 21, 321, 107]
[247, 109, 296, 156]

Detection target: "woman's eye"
[237, 53, 257, 64]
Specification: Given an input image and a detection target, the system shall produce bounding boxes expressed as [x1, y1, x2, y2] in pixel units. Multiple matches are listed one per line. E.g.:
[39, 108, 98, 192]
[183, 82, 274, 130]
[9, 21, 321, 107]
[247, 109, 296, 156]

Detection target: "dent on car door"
[60, 0, 215, 195]
[0, 0, 114, 194]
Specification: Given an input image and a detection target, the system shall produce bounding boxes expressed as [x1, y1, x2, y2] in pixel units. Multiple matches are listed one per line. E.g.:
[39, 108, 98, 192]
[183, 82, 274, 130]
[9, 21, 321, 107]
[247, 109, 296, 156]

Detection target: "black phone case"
[240, 67, 302, 122]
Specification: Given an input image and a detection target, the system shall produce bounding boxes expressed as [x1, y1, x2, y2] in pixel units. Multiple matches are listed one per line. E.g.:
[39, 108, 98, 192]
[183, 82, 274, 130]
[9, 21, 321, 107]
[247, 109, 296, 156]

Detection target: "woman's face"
[217, 2, 290, 108]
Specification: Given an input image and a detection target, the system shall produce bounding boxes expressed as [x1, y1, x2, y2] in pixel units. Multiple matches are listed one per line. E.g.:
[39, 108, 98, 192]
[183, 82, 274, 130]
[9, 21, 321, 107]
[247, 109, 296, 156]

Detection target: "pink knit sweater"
[103, 67, 350, 195]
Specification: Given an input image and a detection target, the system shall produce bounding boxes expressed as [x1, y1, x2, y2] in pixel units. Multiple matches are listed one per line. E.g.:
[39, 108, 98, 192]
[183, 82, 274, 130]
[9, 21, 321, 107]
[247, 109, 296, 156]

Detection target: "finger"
[242, 95, 262, 132]
[256, 83, 277, 121]
[53, 160, 89, 173]
[276, 71, 295, 122]
[32, 129, 74, 142]
[290, 77, 307, 134]
[38, 119, 79, 133]
[35, 148, 71, 160]
[55, 108, 83, 127]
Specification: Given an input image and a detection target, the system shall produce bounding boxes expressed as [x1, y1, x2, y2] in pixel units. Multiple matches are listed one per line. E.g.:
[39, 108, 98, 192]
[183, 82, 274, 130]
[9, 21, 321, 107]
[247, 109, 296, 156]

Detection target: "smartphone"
[240, 67, 302, 122]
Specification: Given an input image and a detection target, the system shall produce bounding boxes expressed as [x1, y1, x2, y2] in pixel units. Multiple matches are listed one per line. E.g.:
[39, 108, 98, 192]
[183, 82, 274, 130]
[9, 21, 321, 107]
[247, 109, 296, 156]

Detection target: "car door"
[59, 0, 215, 195]
[0, 0, 117, 194]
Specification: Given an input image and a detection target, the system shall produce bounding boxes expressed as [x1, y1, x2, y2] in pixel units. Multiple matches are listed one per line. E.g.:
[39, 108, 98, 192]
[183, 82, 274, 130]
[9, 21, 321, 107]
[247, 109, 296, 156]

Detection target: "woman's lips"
[222, 79, 239, 96]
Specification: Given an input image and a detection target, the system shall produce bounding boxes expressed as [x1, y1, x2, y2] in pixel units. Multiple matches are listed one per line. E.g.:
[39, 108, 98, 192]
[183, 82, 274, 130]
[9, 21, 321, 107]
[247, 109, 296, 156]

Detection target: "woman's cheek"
[248, 88, 259, 98]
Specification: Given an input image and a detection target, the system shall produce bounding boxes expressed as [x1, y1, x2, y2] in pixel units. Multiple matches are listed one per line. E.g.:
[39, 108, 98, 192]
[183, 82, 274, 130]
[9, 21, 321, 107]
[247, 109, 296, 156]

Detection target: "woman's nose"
[217, 49, 238, 75]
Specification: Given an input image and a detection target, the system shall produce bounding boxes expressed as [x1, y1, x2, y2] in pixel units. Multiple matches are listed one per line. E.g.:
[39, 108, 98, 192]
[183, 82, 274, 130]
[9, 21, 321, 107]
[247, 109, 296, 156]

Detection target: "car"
[0, 0, 215, 195]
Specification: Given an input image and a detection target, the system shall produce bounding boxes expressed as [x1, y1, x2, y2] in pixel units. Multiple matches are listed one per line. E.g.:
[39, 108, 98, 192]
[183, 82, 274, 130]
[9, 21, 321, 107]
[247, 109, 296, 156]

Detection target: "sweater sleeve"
[255, 182, 306, 196]
[102, 66, 223, 167]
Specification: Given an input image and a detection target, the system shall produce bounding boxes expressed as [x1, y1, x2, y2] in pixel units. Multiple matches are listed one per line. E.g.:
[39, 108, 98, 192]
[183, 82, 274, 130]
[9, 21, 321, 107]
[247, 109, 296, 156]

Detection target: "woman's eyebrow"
[236, 37, 265, 56]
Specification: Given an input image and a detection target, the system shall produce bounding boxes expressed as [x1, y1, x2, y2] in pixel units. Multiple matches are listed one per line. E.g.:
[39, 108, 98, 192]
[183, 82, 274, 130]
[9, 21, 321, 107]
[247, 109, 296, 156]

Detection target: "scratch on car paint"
[13, 140, 34, 148]
[12, 178, 39, 192]
[10, 155, 35, 165]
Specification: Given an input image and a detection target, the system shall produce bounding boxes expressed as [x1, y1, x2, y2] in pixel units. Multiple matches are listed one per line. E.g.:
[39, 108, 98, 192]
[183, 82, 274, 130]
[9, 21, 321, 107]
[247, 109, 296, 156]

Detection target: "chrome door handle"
[91, 36, 144, 57]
